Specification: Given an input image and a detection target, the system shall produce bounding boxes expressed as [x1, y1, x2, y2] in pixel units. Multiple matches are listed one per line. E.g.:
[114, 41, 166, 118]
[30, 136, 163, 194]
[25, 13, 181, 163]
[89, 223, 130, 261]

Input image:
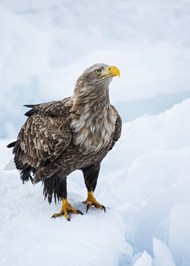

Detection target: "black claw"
[51, 215, 56, 219]
[86, 203, 90, 213]
[77, 210, 83, 215]
[67, 218, 71, 221]
[102, 206, 106, 213]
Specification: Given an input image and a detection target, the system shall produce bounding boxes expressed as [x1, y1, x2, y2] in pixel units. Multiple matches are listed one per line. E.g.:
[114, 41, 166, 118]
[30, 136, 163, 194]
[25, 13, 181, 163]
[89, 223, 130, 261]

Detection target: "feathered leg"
[43, 174, 83, 221]
[81, 163, 106, 213]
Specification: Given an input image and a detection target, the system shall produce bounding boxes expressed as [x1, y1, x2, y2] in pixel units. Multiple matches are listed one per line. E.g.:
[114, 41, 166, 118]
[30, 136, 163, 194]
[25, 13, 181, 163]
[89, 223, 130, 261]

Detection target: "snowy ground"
[1, 99, 190, 266]
[1, 0, 190, 265]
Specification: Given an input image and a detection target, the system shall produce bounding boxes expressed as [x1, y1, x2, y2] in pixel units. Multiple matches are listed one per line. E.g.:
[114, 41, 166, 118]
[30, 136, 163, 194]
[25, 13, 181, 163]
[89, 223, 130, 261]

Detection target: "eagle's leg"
[44, 175, 83, 221]
[81, 163, 106, 213]
[83, 192, 106, 213]
[51, 198, 83, 221]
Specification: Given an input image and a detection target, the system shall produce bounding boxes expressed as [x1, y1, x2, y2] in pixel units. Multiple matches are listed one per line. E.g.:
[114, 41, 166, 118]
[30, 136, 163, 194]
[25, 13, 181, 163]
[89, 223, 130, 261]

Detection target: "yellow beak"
[104, 65, 120, 78]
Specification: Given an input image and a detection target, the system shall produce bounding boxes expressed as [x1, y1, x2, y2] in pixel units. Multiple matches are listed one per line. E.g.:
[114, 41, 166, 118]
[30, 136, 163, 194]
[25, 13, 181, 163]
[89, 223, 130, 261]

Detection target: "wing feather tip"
[7, 141, 16, 148]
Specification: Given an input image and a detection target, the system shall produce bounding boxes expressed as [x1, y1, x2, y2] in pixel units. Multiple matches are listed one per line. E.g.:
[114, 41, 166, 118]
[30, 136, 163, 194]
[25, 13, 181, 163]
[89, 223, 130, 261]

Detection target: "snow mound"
[0, 171, 131, 266]
[1, 99, 190, 265]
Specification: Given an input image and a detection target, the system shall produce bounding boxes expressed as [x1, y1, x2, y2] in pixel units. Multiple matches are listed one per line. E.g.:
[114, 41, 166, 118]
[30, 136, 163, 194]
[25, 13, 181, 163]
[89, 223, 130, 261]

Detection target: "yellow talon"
[51, 199, 83, 221]
[83, 192, 106, 213]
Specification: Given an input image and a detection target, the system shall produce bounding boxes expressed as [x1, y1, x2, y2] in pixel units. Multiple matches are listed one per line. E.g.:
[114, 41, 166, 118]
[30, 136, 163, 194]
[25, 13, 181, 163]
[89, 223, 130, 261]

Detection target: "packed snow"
[1, 0, 190, 265]
[1, 99, 190, 266]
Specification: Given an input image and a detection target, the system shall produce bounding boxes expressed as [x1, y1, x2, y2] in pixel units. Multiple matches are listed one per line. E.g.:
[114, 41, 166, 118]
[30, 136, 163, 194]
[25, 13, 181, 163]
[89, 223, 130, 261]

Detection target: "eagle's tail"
[20, 167, 34, 184]
[7, 141, 16, 148]
[7, 141, 35, 184]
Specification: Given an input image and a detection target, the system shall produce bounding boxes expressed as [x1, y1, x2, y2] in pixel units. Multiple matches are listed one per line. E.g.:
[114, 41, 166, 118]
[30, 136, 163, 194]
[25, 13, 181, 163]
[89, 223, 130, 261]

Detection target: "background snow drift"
[0, 1, 190, 266]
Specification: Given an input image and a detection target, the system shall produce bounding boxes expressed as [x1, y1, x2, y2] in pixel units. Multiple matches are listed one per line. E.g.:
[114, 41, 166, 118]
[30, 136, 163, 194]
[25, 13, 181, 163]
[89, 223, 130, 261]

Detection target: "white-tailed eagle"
[7, 63, 122, 221]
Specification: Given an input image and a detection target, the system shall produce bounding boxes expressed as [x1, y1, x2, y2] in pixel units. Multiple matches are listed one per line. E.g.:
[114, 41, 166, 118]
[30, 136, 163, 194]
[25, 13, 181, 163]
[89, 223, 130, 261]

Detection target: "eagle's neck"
[70, 84, 117, 154]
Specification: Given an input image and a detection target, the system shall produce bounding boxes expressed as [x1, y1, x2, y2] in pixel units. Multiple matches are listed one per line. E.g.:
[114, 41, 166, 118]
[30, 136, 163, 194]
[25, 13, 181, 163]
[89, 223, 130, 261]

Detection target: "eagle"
[7, 63, 122, 221]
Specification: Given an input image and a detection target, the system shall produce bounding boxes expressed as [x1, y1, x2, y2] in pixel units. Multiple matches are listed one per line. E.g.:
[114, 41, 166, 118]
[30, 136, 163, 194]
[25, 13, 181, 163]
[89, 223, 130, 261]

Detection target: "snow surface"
[1, 0, 190, 137]
[1, 0, 190, 265]
[1, 99, 190, 266]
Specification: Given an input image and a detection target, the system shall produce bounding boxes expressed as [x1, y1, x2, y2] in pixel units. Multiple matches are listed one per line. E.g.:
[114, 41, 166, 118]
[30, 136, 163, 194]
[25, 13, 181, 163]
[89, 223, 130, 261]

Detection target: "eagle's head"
[74, 63, 120, 95]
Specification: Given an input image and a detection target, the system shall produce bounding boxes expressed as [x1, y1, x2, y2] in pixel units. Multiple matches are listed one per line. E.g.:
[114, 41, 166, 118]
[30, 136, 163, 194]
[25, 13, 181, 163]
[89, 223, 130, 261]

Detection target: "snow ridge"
[1, 99, 190, 266]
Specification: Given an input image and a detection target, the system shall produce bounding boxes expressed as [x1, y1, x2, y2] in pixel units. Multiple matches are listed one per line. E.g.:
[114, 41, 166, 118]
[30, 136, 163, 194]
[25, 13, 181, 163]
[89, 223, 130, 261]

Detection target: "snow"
[1, 0, 190, 265]
[168, 204, 190, 266]
[1, 0, 190, 137]
[153, 238, 175, 266]
[134, 251, 152, 266]
[0, 159, 132, 266]
[1, 99, 190, 266]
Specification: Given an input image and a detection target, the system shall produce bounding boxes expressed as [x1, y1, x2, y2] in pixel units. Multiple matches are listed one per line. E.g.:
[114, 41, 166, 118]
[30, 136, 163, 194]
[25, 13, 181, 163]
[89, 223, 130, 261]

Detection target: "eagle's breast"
[70, 103, 117, 155]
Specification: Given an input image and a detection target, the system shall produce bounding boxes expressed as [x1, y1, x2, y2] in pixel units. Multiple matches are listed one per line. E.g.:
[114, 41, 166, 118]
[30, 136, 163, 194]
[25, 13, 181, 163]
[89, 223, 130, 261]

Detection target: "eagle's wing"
[14, 99, 72, 169]
[110, 105, 122, 150]
[24, 97, 71, 117]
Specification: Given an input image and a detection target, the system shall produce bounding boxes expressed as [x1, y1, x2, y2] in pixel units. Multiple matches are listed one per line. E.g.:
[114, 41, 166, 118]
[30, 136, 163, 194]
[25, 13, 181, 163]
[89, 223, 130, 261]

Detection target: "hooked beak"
[103, 65, 120, 78]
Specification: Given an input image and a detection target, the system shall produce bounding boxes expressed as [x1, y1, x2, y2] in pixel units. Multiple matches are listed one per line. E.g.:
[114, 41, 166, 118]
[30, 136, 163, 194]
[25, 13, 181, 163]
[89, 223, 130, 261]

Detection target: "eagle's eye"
[95, 69, 101, 75]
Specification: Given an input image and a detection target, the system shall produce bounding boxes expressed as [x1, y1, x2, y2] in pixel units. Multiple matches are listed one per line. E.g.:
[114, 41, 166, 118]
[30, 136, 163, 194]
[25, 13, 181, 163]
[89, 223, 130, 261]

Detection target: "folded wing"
[14, 100, 72, 170]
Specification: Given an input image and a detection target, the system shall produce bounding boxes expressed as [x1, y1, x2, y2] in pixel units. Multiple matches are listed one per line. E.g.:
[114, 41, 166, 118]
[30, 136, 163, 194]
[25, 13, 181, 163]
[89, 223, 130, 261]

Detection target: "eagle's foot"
[83, 191, 106, 213]
[51, 199, 83, 221]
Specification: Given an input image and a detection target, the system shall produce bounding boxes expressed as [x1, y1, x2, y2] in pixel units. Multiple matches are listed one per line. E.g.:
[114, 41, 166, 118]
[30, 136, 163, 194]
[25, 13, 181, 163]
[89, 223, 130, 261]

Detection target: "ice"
[102, 99, 190, 174]
[133, 251, 152, 266]
[168, 204, 190, 266]
[153, 238, 175, 266]
[1, 0, 190, 265]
